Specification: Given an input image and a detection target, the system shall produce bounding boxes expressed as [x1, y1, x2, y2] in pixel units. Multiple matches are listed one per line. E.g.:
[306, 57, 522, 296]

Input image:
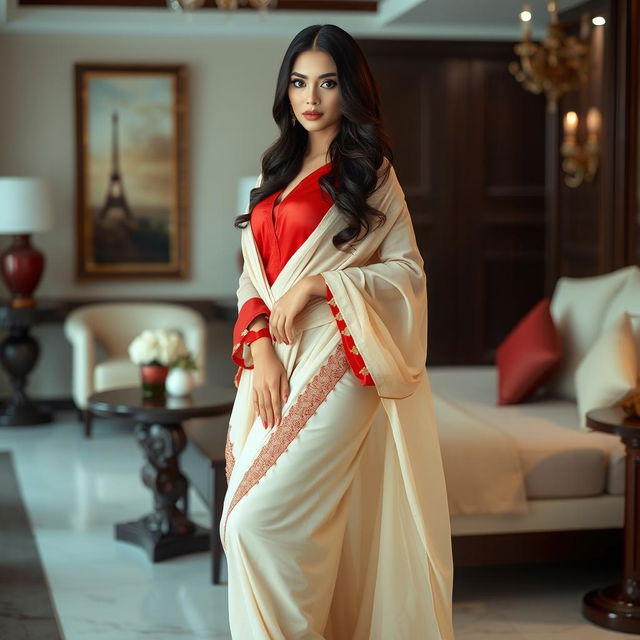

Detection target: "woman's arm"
[249, 333, 289, 430]
[300, 274, 326, 298]
[248, 313, 268, 330]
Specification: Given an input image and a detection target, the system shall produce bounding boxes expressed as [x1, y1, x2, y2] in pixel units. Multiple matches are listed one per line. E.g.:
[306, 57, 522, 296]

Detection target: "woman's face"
[288, 50, 342, 134]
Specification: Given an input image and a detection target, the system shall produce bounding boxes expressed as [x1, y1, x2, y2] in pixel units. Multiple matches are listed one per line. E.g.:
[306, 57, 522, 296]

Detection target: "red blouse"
[232, 162, 374, 386]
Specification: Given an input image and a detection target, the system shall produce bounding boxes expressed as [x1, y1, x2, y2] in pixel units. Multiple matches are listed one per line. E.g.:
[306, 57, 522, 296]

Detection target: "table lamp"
[0, 178, 54, 308]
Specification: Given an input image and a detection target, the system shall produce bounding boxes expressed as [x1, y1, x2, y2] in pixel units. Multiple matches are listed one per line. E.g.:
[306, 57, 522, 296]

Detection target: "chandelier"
[509, 2, 591, 112]
[167, 0, 272, 13]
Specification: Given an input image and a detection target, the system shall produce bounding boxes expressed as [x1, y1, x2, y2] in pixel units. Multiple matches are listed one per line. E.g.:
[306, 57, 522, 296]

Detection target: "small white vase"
[165, 368, 195, 397]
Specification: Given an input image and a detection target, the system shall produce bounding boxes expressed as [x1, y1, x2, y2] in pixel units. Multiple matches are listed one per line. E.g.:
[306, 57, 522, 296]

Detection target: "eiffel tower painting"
[98, 111, 133, 221]
[76, 64, 188, 279]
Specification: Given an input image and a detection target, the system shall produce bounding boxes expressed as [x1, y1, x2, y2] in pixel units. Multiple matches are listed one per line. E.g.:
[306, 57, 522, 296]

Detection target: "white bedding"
[429, 366, 626, 499]
[432, 391, 528, 516]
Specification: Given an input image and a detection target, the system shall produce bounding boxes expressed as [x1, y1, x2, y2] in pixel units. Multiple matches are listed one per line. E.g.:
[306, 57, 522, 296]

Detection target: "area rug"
[0, 450, 63, 640]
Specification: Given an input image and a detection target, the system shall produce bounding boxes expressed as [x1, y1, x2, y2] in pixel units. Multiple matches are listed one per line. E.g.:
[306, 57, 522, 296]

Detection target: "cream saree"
[221, 159, 455, 640]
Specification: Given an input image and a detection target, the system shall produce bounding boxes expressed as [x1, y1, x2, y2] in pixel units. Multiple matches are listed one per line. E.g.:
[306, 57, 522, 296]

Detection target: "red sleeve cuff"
[232, 297, 270, 369]
[326, 283, 375, 386]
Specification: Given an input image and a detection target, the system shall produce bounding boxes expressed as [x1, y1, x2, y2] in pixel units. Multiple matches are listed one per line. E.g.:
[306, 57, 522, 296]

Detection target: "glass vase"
[140, 363, 169, 400]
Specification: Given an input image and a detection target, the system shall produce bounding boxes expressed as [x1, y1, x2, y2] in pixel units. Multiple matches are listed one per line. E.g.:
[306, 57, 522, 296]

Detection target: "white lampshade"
[0, 177, 54, 234]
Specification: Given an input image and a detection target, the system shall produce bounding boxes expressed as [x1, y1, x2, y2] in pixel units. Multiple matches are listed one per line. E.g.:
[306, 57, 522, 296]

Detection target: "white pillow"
[546, 265, 639, 400]
[601, 268, 640, 364]
[602, 268, 640, 330]
[575, 312, 638, 431]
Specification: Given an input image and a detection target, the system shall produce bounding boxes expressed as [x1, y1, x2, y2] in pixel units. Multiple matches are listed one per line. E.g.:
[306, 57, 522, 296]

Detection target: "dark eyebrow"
[290, 72, 337, 79]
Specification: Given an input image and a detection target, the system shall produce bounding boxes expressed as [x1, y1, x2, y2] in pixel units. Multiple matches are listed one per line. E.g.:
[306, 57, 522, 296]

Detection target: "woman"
[221, 24, 454, 640]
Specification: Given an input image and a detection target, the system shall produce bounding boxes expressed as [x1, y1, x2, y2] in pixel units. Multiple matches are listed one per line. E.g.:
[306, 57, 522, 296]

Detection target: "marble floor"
[0, 411, 635, 640]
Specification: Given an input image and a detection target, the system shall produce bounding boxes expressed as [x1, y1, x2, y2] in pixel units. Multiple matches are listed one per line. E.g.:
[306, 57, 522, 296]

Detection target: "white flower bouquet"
[128, 329, 193, 368]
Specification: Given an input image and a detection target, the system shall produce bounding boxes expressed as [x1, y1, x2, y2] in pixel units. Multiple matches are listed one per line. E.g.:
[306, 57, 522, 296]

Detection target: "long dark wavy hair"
[234, 24, 394, 250]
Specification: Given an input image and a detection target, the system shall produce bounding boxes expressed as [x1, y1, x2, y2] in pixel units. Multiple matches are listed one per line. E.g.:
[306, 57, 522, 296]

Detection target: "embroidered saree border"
[232, 296, 271, 369]
[223, 342, 349, 541]
[325, 283, 375, 386]
[225, 427, 235, 485]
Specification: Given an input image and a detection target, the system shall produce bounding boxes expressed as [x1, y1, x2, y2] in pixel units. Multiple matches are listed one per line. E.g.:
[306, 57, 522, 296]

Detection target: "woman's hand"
[269, 275, 325, 344]
[250, 338, 289, 429]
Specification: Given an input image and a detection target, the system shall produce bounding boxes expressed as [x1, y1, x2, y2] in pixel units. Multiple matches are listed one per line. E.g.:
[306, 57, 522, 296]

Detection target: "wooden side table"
[89, 385, 234, 563]
[583, 406, 640, 634]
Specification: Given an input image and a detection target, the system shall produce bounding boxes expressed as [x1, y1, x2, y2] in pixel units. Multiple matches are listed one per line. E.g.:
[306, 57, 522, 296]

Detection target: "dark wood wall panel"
[360, 41, 547, 365]
[548, 0, 639, 279]
[480, 61, 546, 210]
[483, 257, 545, 358]
[465, 59, 546, 363]
[456, 55, 545, 365]
[370, 57, 459, 364]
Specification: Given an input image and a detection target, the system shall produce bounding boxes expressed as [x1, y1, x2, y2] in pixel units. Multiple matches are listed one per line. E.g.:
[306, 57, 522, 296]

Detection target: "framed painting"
[74, 63, 189, 280]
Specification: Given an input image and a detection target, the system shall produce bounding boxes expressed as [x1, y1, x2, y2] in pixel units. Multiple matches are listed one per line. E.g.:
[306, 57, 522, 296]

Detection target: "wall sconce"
[509, 2, 592, 112]
[560, 107, 601, 187]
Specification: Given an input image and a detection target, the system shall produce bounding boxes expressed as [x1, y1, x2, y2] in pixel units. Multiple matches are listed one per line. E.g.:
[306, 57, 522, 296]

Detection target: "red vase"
[1, 234, 45, 308]
[140, 364, 169, 399]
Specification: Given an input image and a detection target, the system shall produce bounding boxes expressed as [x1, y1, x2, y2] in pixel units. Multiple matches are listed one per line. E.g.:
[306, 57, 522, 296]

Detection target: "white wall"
[0, 31, 291, 400]
[0, 31, 288, 298]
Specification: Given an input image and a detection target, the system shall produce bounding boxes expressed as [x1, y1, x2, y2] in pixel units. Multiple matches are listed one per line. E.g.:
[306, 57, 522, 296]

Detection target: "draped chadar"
[222, 158, 454, 640]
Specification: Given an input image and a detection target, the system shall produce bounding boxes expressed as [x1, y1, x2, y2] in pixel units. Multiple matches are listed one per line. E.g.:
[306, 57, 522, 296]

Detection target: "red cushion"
[496, 298, 562, 405]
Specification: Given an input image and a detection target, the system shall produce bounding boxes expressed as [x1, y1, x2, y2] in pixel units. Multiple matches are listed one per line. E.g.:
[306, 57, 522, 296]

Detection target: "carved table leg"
[583, 435, 640, 633]
[115, 420, 210, 561]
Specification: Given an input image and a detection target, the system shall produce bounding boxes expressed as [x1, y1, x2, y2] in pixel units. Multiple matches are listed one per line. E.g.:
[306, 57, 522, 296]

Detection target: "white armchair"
[64, 302, 207, 437]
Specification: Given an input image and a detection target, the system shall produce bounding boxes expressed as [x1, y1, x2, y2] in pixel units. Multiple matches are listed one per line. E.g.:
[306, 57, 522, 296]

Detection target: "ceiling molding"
[376, 0, 421, 25]
[18, 0, 377, 10]
[0, 0, 589, 39]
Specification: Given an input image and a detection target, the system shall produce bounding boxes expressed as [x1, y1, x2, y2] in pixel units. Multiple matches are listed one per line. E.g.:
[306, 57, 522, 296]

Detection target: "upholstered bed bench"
[429, 366, 625, 539]
[427, 264, 640, 564]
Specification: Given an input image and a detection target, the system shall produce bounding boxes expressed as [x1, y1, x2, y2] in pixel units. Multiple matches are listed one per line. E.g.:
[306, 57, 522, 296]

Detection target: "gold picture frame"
[74, 63, 189, 280]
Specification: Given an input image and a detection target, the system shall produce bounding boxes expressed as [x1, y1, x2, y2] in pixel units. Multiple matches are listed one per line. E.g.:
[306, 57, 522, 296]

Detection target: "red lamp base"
[0, 234, 45, 308]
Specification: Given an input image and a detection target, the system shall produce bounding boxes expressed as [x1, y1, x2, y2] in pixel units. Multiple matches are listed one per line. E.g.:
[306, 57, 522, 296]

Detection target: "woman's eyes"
[290, 79, 337, 89]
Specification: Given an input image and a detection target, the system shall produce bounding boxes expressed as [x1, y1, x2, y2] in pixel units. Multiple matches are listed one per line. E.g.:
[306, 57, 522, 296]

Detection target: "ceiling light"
[519, 9, 532, 22]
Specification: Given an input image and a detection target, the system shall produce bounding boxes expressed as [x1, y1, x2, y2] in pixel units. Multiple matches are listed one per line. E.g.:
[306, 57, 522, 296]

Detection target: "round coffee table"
[89, 385, 235, 562]
[583, 405, 640, 634]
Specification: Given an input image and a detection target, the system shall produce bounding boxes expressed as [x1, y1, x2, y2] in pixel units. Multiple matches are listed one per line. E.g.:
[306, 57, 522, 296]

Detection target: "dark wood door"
[361, 41, 547, 365]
